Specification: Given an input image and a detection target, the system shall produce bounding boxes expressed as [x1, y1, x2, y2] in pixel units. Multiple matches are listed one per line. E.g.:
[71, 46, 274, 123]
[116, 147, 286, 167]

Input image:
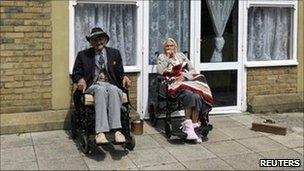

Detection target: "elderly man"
[72, 27, 131, 144]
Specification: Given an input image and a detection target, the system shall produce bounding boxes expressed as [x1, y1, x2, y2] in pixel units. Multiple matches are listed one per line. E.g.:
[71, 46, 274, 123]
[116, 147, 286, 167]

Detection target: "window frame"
[243, 0, 298, 68]
[69, 0, 143, 74]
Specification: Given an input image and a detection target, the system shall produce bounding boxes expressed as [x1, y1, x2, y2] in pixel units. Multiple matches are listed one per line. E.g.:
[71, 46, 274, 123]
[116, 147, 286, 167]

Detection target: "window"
[201, 0, 238, 63]
[149, 0, 190, 64]
[245, 0, 298, 67]
[74, 3, 137, 66]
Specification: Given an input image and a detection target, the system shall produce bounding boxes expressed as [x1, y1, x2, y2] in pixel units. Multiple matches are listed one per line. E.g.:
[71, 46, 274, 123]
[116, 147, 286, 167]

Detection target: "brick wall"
[0, 1, 52, 114]
[247, 67, 297, 102]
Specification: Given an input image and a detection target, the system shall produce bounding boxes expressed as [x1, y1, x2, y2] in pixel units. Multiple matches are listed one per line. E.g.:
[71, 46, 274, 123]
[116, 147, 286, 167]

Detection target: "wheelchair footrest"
[171, 130, 187, 139]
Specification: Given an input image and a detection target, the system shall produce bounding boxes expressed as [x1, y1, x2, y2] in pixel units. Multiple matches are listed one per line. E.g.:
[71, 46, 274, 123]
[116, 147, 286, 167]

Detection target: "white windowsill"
[245, 60, 298, 68]
[124, 66, 141, 73]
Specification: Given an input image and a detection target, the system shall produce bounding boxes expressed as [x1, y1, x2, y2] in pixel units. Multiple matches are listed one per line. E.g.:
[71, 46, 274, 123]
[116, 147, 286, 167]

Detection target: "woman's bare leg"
[184, 108, 192, 119]
[191, 110, 200, 123]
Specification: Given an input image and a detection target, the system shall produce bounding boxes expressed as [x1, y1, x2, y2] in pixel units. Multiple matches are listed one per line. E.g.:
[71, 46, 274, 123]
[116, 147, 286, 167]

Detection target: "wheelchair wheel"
[79, 133, 90, 154]
[123, 133, 136, 151]
[201, 124, 213, 137]
[148, 103, 157, 126]
[165, 121, 172, 139]
[71, 112, 77, 139]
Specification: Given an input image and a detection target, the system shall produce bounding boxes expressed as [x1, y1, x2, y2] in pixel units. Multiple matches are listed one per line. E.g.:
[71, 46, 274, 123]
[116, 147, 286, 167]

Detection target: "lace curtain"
[206, 0, 235, 62]
[149, 0, 190, 65]
[247, 7, 291, 61]
[75, 3, 136, 66]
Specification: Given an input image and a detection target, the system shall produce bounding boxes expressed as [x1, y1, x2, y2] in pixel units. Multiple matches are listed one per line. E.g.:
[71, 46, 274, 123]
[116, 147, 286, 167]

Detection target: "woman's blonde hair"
[163, 38, 178, 54]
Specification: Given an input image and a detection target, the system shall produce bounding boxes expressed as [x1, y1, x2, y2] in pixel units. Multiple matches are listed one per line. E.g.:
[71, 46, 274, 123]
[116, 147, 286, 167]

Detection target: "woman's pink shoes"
[180, 119, 199, 140]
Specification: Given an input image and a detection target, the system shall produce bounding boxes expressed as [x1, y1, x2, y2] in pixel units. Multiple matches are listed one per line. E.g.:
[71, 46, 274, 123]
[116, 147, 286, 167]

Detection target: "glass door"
[197, 0, 243, 114]
[142, 0, 191, 118]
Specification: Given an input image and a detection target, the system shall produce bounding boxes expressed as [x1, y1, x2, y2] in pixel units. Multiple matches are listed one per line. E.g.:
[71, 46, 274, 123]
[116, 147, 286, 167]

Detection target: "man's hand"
[122, 76, 131, 88]
[77, 78, 87, 93]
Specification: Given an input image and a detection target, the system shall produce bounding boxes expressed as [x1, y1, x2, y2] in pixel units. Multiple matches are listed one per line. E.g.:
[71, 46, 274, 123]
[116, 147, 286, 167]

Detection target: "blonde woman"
[157, 38, 210, 142]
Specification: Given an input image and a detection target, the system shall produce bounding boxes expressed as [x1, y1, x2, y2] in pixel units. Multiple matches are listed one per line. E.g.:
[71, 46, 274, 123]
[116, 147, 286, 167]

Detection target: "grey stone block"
[31, 130, 72, 146]
[0, 161, 38, 170]
[210, 116, 244, 128]
[221, 153, 264, 170]
[248, 93, 304, 113]
[149, 133, 186, 148]
[141, 162, 186, 170]
[293, 147, 304, 155]
[128, 148, 177, 167]
[133, 134, 161, 150]
[1, 146, 36, 163]
[236, 137, 288, 152]
[0, 133, 32, 149]
[205, 128, 232, 142]
[259, 149, 304, 170]
[202, 140, 252, 157]
[165, 144, 216, 161]
[38, 157, 88, 170]
[268, 132, 303, 148]
[35, 142, 81, 160]
[182, 158, 234, 170]
[219, 126, 264, 139]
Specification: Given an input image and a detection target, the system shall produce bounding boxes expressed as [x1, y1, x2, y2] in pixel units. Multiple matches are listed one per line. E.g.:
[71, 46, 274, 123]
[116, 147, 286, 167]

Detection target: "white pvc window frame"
[69, 0, 144, 118]
[69, 0, 143, 74]
[243, 0, 298, 68]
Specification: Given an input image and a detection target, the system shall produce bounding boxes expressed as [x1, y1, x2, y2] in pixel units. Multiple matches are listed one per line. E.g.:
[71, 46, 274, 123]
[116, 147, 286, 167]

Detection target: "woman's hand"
[77, 78, 87, 93]
[175, 73, 185, 83]
[166, 50, 174, 58]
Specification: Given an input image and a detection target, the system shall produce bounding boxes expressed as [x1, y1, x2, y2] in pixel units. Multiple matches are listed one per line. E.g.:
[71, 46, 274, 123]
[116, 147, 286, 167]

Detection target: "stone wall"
[247, 66, 298, 104]
[0, 0, 52, 114]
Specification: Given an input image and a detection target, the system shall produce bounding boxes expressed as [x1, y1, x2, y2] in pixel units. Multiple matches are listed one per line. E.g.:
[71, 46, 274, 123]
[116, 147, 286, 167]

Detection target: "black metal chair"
[148, 52, 213, 140]
[71, 88, 135, 154]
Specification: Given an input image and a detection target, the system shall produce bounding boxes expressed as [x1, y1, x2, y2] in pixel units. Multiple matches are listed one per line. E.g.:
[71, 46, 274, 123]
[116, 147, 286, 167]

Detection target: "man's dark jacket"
[72, 47, 125, 90]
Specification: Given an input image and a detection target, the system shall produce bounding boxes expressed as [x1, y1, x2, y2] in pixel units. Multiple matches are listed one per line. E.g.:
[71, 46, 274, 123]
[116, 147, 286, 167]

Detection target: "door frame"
[191, 0, 246, 114]
[141, 0, 246, 119]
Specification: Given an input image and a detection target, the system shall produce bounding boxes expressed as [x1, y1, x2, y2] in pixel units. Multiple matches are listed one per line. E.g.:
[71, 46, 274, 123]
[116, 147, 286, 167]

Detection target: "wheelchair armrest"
[83, 92, 128, 106]
[157, 75, 166, 82]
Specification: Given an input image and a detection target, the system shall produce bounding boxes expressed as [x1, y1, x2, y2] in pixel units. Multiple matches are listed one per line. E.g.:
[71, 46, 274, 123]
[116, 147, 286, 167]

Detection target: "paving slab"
[143, 122, 159, 135]
[31, 130, 73, 145]
[202, 140, 252, 157]
[149, 133, 187, 148]
[293, 147, 304, 155]
[221, 152, 264, 170]
[258, 149, 304, 170]
[82, 148, 137, 170]
[38, 157, 88, 170]
[132, 134, 161, 150]
[236, 137, 288, 152]
[165, 144, 216, 162]
[204, 128, 232, 142]
[35, 142, 81, 160]
[0, 133, 32, 149]
[0, 160, 38, 170]
[210, 116, 244, 128]
[0, 146, 36, 163]
[128, 148, 177, 168]
[229, 114, 265, 128]
[182, 158, 234, 170]
[141, 162, 186, 170]
[219, 126, 264, 139]
[268, 132, 303, 148]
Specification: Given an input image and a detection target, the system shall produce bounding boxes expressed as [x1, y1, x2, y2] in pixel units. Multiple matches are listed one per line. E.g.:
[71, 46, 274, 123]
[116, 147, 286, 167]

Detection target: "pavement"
[1, 112, 303, 170]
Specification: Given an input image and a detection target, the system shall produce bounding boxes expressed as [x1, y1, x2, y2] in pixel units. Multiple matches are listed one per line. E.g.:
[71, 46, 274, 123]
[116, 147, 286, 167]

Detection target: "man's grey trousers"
[87, 81, 123, 133]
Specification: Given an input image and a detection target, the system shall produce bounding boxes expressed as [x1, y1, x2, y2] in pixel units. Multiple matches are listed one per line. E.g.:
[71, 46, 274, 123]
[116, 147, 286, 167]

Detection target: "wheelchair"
[148, 53, 213, 140]
[71, 88, 135, 154]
